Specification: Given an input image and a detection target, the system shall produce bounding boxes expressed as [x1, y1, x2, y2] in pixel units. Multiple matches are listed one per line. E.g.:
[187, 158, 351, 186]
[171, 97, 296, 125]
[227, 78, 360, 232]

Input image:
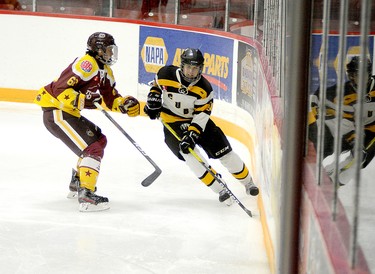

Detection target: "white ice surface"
[0, 102, 270, 274]
[338, 162, 375, 273]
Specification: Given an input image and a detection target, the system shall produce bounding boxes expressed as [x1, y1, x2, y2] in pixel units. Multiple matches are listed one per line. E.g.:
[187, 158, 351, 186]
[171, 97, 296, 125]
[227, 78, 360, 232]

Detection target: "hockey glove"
[179, 130, 200, 154]
[119, 96, 140, 117]
[144, 92, 162, 120]
[74, 91, 102, 110]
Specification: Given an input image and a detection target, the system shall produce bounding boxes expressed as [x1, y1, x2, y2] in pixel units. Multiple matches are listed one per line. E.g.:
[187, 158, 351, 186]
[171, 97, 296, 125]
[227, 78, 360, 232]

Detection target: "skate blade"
[79, 202, 110, 212]
[224, 198, 234, 206]
[67, 191, 78, 199]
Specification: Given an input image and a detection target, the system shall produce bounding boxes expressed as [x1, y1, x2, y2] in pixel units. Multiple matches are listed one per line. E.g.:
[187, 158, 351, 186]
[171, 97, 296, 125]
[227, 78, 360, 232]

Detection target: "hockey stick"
[161, 119, 253, 217]
[94, 102, 161, 187]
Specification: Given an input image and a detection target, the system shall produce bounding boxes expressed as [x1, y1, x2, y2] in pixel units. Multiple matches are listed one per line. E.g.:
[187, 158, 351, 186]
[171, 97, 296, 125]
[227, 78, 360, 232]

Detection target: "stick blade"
[141, 167, 162, 187]
[245, 208, 253, 217]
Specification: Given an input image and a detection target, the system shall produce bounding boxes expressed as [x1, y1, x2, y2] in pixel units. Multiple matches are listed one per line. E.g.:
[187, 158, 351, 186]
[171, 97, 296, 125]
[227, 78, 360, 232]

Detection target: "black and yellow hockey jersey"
[150, 65, 214, 134]
[308, 76, 375, 159]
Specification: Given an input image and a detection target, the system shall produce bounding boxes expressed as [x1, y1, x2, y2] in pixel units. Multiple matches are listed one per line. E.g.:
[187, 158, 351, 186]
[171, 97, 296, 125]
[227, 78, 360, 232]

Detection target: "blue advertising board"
[139, 26, 234, 102]
[310, 34, 374, 93]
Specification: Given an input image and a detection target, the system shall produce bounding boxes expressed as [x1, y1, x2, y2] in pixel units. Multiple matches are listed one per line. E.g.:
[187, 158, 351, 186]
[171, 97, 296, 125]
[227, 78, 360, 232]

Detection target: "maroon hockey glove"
[73, 92, 102, 110]
[84, 92, 102, 109]
[119, 96, 140, 117]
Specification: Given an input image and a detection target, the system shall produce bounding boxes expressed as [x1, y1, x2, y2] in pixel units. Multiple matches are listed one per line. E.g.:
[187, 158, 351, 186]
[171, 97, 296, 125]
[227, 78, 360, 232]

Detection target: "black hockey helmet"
[180, 48, 204, 82]
[346, 56, 372, 73]
[346, 56, 372, 87]
[87, 32, 118, 66]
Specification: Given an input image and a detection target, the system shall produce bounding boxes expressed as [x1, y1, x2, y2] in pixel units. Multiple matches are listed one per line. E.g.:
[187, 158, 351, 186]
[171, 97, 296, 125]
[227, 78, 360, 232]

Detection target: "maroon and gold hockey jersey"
[34, 54, 126, 117]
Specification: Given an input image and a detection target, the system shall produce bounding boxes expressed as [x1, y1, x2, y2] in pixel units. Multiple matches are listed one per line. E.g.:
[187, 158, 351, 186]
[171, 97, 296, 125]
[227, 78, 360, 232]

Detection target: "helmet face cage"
[180, 48, 204, 82]
[346, 56, 372, 87]
[87, 32, 118, 66]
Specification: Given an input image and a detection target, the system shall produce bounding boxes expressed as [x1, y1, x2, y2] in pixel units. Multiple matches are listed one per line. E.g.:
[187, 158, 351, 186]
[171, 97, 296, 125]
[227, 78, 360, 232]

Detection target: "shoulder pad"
[157, 65, 178, 80]
[72, 55, 99, 81]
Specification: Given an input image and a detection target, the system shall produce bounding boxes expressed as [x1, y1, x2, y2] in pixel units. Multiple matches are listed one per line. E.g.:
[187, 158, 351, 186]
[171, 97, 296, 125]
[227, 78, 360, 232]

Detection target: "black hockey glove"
[118, 96, 140, 117]
[179, 130, 200, 154]
[144, 92, 162, 120]
[74, 92, 102, 110]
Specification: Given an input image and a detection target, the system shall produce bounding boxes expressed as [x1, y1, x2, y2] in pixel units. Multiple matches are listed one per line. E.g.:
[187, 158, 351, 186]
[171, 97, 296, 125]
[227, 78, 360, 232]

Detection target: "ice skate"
[78, 187, 110, 212]
[67, 169, 97, 199]
[243, 178, 259, 196]
[67, 169, 80, 199]
[208, 175, 234, 206]
[219, 188, 234, 206]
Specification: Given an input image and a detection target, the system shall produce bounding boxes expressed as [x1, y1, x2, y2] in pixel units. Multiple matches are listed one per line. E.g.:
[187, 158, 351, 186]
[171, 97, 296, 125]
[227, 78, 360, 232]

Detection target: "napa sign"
[141, 36, 168, 73]
[138, 26, 234, 102]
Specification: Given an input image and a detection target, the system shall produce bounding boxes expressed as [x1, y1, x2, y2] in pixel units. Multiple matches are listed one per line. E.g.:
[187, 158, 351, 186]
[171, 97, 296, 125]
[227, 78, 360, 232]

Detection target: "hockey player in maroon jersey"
[144, 48, 259, 206]
[34, 32, 140, 212]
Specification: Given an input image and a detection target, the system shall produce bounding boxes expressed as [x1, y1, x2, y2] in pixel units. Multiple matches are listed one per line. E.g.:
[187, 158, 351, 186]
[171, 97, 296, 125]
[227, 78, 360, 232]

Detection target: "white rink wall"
[0, 14, 139, 95]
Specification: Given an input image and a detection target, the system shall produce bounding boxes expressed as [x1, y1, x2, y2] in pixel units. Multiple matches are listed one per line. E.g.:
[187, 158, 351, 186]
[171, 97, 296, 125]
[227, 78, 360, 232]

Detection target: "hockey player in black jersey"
[308, 56, 375, 185]
[144, 48, 259, 205]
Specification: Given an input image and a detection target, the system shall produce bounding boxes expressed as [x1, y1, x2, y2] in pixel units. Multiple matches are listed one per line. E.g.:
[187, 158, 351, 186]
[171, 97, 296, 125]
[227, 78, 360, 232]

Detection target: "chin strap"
[176, 68, 200, 87]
